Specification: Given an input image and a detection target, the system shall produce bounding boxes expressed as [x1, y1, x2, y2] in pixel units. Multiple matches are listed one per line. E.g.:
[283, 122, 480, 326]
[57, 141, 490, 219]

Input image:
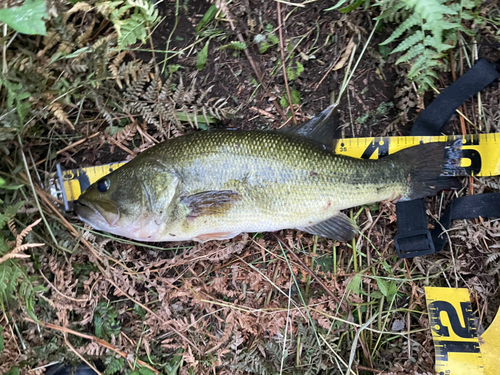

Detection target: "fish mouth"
[75, 198, 121, 227]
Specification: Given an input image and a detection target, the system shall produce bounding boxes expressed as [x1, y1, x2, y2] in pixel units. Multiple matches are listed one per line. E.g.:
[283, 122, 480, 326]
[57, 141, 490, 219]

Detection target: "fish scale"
[141, 131, 400, 218]
[76, 123, 463, 242]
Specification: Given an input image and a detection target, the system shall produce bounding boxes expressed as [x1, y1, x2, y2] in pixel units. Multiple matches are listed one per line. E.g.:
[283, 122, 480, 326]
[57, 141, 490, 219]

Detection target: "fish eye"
[97, 178, 110, 193]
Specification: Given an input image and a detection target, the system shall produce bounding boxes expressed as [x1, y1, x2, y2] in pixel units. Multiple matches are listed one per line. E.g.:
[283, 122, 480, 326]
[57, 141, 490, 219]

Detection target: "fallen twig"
[35, 133, 100, 166]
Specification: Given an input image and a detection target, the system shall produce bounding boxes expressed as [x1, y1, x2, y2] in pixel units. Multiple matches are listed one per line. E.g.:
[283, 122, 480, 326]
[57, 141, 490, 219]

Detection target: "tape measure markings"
[425, 287, 484, 375]
[57, 162, 127, 210]
[334, 134, 500, 177]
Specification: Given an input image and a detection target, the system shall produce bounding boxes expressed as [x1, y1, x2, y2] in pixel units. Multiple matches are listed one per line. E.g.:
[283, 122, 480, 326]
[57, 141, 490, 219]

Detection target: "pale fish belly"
[154, 179, 406, 242]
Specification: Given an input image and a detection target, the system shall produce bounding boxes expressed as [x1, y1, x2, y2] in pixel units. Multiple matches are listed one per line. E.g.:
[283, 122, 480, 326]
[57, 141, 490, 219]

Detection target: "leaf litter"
[1, 0, 500, 374]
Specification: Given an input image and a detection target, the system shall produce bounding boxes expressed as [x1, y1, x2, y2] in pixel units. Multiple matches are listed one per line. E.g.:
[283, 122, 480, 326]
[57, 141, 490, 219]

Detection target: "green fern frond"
[99, 0, 159, 49]
[118, 13, 148, 48]
[0, 203, 24, 232]
[121, 1, 158, 48]
[417, 74, 439, 89]
[380, 13, 420, 45]
[396, 43, 423, 64]
[407, 52, 439, 79]
[376, 0, 478, 92]
[0, 205, 45, 321]
[326, 0, 478, 93]
[377, 1, 406, 18]
[391, 30, 423, 54]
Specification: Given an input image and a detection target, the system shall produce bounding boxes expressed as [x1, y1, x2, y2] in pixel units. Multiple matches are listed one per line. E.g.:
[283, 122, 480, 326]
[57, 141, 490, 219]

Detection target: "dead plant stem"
[277, 1, 297, 125]
[64, 333, 103, 375]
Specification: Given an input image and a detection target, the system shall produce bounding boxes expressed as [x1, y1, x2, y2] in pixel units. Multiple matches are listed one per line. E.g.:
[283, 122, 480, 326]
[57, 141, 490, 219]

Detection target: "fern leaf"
[407, 54, 440, 80]
[0, 203, 24, 231]
[376, 0, 477, 93]
[375, 1, 407, 22]
[64, 63, 88, 75]
[381, 13, 420, 45]
[396, 43, 424, 64]
[118, 14, 148, 48]
[391, 30, 424, 54]
[486, 252, 500, 265]
[110, 0, 159, 48]
[47, 102, 73, 128]
[165, 104, 181, 128]
[139, 104, 161, 128]
[76, 17, 96, 47]
[417, 74, 438, 91]
[410, 0, 457, 50]
[66, 2, 94, 19]
[109, 51, 128, 88]
[183, 78, 197, 103]
[196, 86, 213, 106]
[144, 76, 161, 101]
[123, 68, 149, 99]
[110, 123, 139, 144]
[172, 77, 184, 104]
[7, 219, 17, 238]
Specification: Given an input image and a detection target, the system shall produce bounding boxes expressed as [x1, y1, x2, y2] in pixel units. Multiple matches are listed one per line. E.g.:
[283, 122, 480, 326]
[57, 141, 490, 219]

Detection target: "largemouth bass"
[75, 108, 463, 242]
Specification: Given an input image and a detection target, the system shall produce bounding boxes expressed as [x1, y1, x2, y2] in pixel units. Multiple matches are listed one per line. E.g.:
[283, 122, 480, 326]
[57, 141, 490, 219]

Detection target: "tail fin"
[387, 139, 466, 201]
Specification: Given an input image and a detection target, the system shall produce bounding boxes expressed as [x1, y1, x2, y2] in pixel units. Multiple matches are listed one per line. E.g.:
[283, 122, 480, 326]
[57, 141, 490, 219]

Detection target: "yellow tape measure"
[52, 133, 500, 210]
[55, 162, 126, 210]
[424, 287, 500, 375]
[334, 133, 500, 177]
[425, 287, 483, 374]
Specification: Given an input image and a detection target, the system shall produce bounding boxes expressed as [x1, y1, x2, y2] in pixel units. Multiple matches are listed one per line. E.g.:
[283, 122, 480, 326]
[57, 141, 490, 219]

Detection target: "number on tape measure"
[425, 287, 484, 375]
[335, 133, 500, 177]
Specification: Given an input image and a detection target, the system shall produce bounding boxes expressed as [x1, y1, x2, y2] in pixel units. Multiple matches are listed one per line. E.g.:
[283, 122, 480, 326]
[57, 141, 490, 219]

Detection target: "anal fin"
[297, 212, 358, 241]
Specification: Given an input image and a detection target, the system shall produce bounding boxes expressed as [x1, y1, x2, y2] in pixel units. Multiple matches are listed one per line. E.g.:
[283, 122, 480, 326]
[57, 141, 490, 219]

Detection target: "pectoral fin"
[181, 190, 242, 219]
[297, 212, 358, 241]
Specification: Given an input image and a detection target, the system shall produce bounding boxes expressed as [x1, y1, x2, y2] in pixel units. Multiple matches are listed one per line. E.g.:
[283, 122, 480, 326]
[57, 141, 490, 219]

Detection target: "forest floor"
[1, 1, 500, 374]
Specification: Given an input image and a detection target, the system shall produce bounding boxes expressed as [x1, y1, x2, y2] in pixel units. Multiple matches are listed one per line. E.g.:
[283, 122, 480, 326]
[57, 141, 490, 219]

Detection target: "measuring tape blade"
[479, 303, 500, 375]
[425, 287, 484, 374]
[53, 162, 127, 211]
[334, 133, 500, 177]
[52, 133, 500, 211]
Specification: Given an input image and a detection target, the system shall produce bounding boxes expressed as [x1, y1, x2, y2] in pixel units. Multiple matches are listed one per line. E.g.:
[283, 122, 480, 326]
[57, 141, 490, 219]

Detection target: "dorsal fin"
[281, 104, 342, 150]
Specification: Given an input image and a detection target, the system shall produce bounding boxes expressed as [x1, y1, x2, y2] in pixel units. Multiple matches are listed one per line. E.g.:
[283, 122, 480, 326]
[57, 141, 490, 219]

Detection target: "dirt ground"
[2, 1, 500, 374]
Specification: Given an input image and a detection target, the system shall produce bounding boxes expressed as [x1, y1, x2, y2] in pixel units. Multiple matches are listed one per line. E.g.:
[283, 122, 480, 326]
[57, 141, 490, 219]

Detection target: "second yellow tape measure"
[425, 287, 500, 375]
[425, 287, 483, 374]
[52, 133, 500, 210]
